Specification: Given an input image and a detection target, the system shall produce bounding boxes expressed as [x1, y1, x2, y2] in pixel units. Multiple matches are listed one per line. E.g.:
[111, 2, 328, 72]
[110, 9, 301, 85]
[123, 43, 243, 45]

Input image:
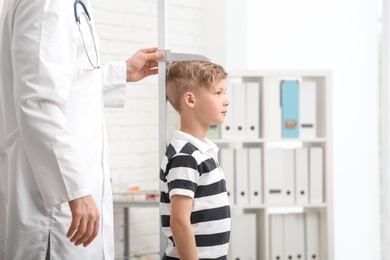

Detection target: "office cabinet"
[213, 70, 333, 260]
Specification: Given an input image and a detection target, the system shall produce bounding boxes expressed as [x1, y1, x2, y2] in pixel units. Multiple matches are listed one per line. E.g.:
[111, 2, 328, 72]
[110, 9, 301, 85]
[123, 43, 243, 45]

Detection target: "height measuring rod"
[157, 0, 209, 257]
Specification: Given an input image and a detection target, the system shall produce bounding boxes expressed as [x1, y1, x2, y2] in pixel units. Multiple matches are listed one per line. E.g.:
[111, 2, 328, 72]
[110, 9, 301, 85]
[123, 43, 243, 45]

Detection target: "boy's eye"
[216, 91, 221, 95]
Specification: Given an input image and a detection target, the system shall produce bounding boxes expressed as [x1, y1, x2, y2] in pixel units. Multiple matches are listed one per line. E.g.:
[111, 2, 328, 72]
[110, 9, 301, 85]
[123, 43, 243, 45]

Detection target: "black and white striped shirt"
[160, 131, 231, 260]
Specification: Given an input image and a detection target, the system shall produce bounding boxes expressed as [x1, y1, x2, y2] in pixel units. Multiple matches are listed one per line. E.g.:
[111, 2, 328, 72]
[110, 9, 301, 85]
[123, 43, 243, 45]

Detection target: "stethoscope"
[74, 0, 100, 69]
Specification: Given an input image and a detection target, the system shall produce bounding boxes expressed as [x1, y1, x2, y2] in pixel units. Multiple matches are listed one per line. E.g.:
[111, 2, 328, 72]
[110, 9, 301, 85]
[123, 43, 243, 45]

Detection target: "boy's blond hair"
[166, 60, 227, 112]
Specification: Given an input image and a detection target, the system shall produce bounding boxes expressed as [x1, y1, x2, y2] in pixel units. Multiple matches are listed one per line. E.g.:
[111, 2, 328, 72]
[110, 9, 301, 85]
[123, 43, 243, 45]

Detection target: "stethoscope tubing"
[74, 0, 100, 69]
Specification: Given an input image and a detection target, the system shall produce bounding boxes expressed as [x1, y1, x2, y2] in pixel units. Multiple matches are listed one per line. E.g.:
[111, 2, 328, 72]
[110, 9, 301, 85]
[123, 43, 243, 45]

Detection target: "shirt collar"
[173, 130, 219, 156]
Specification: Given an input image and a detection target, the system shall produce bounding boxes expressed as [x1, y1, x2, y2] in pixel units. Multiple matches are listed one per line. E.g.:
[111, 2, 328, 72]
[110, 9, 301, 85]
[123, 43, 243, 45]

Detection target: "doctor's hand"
[67, 195, 100, 247]
[125, 47, 165, 82]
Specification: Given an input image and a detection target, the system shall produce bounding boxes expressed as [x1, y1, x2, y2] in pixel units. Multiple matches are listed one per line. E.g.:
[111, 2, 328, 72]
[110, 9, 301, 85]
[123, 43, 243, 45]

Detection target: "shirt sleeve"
[12, 0, 90, 207]
[101, 61, 127, 108]
[166, 155, 200, 199]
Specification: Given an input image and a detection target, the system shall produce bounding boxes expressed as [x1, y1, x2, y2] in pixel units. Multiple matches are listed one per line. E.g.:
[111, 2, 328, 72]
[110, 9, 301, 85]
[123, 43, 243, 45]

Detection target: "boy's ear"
[183, 92, 195, 108]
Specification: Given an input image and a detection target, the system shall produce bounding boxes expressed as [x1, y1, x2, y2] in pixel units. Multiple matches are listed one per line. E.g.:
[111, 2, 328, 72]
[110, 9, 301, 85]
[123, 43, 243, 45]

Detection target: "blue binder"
[281, 80, 299, 138]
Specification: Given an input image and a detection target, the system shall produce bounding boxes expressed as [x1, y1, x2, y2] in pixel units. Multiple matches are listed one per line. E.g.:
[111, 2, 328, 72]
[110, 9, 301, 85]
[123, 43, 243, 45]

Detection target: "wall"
[245, 1, 381, 259]
[92, 0, 203, 258]
[224, 0, 380, 259]
[381, 0, 390, 258]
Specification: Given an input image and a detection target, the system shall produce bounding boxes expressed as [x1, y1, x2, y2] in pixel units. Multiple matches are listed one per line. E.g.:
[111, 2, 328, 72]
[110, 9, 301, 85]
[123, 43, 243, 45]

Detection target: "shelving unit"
[211, 70, 333, 260]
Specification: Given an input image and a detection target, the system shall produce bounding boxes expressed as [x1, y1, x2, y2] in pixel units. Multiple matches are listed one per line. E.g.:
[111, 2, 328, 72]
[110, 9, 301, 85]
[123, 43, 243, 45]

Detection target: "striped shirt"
[160, 131, 231, 260]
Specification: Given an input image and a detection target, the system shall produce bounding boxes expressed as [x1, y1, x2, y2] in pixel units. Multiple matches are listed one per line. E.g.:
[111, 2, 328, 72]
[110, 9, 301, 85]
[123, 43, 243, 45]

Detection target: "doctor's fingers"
[67, 214, 82, 239]
[74, 220, 100, 247]
[145, 60, 159, 68]
[66, 196, 100, 245]
[133, 48, 165, 65]
[138, 47, 165, 57]
[82, 221, 100, 247]
[68, 216, 100, 246]
[70, 219, 88, 245]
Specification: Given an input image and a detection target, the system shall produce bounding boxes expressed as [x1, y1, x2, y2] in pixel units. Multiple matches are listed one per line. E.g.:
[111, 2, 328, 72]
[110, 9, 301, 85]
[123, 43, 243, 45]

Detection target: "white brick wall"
[92, 0, 204, 258]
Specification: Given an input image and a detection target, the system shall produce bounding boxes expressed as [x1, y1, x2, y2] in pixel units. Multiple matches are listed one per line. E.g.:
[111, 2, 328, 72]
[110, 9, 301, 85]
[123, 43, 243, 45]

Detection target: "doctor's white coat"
[0, 0, 126, 259]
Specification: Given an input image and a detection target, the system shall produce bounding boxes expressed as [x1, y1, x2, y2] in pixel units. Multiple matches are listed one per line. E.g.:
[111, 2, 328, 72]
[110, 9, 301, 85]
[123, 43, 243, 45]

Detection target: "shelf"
[265, 138, 327, 143]
[231, 204, 327, 210]
[231, 205, 267, 210]
[228, 69, 331, 78]
[219, 70, 333, 260]
[212, 138, 326, 144]
[212, 138, 265, 144]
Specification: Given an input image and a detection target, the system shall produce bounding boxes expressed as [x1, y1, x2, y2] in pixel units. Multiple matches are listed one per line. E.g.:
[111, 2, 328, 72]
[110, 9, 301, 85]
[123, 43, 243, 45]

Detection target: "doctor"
[0, 0, 164, 259]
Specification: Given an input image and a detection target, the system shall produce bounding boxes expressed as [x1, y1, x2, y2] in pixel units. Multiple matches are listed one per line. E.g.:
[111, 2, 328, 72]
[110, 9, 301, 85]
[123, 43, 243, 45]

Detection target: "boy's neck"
[180, 119, 209, 142]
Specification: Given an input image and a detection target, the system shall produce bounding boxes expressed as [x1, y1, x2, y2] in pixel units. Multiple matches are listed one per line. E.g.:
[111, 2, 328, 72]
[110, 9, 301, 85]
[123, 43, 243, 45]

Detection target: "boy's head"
[166, 60, 228, 112]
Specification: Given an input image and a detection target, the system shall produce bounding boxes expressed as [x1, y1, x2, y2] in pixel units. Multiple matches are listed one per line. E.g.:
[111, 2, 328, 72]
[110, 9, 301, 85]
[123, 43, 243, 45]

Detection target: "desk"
[113, 194, 159, 260]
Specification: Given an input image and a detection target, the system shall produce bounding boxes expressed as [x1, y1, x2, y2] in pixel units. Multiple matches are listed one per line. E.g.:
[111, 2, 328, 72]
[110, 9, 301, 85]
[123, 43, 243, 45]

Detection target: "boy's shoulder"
[166, 140, 199, 160]
[162, 142, 199, 178]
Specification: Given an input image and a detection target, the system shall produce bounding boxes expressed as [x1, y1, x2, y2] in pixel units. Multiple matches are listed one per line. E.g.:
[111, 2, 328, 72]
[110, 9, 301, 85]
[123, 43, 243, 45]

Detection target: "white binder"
[245, 82, 261, 139]
[295, 213, 309, 260]
[292, 213, 306, 260]
[219, 148, 235, 205]
[295, 148, 309, 204]
[270, 214, 284, 260]
[300, 81, 317, 138]
[309, 147, 324, 204]
[230, 214, 257, 260]
[266, 149, 294, 205]
[248, 148, 262, 205]
[266, 77, 282, 139]
[305, 212, 321, 260]
[235, 148, 249, 205]
[232, 82, 246, 139]
[283, 149, 295, 204]
[266, 149, 284, 204]
[221, 82, 235, 139]
[284, 214, 296, 260]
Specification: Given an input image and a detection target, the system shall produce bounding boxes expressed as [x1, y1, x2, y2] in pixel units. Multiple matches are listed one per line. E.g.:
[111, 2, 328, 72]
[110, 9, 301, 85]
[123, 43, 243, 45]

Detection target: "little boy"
[159, 61, 231, 260]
